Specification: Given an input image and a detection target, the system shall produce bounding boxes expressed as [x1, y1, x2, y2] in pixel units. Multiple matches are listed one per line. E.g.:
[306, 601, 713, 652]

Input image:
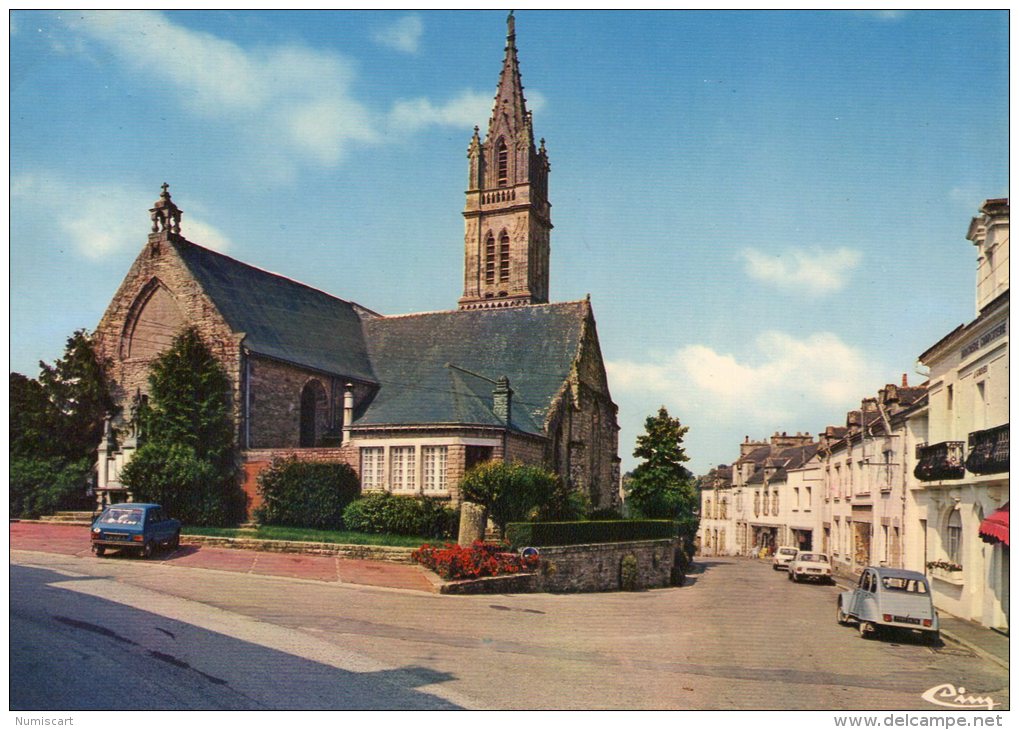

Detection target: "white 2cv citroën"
[836, 566, 940, 643]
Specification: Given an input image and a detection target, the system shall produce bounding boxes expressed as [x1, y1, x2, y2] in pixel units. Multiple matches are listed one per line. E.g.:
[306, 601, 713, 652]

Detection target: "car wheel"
[836, 598, 848, 625]
[926, 630, 941, 646]
[859, 621, 877, 639]
[787, 571, 793, 581]
[170, 531, 180, 550]
[793, 574, 800, 583]
[773, 565, 779, 571]
[94, 546, 105, 557]
[140, 542, 153, 559]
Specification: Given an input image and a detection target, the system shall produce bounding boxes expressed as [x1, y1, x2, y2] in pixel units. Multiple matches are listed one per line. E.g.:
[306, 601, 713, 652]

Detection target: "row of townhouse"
[697, 198, 1009, 632]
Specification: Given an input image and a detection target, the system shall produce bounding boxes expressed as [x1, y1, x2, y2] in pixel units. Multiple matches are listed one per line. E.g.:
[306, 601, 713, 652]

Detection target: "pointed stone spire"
[459, 13, 551, 311]
[488, 10, 530, 147]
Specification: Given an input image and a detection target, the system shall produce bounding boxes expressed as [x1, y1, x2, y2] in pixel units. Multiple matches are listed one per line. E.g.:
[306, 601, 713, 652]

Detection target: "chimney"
[341, 383, 354, 444]
[493, 376, 513, 424]
[902, 373, 909, 388]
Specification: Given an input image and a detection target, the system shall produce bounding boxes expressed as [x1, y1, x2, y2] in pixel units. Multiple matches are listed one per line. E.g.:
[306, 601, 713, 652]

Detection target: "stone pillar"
[458, 502, 488, 546]
[341, 383, 354, 444]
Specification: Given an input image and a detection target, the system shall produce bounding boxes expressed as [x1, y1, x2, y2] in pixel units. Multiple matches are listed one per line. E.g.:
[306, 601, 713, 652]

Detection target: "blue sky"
[10, 10, 1009, 474]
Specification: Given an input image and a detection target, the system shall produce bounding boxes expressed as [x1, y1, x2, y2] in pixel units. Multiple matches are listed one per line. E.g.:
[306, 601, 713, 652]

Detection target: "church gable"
[120, 278, 185, 361]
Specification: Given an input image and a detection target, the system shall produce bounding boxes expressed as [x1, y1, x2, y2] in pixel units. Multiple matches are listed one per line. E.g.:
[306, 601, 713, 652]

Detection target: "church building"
[94, 15, 622, 514]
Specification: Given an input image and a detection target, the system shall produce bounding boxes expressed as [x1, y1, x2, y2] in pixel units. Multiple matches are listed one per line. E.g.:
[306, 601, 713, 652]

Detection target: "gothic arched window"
[499, 231, 510, 282]
[497, 138, 508, 187]
[484, 233, 496, 285]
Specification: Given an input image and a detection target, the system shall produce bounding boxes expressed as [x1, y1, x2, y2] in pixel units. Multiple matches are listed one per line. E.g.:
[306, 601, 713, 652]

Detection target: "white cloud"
[739, 246, 861, 296]
[58, 11, 493, 175]
[389, 90, 494, 134]
[607, 330, 886, 425]
[372, 15, 424, 54]
[12, 173, 233, 258]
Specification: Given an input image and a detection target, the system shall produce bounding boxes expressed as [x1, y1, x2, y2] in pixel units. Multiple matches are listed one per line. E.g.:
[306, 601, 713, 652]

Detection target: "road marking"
[48, 576, 483, 709]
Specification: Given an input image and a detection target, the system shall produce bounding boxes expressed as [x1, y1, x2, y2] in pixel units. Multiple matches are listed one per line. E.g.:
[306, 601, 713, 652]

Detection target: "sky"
[9, 10, 1009, 475]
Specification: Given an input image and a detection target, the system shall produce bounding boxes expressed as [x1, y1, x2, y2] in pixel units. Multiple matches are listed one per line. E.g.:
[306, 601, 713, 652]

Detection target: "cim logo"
[922, 683, 1000, 710]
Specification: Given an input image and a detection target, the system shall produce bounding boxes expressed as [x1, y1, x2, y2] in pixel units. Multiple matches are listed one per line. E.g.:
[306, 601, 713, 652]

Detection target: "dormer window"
[497, 138, 508, 187]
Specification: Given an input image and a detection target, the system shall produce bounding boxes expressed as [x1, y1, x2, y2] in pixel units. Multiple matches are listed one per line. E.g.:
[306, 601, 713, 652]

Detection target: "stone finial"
[150, 182, 183, 235]
[507, 10, 515, 39]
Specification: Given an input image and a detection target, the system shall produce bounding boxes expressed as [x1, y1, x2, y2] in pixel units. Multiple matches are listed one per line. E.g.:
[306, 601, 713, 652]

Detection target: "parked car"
[836, 566, 939, 642]
[787, 552, 833, 583]
[91, 503, 181, 558]
[772, 546, 799, 570]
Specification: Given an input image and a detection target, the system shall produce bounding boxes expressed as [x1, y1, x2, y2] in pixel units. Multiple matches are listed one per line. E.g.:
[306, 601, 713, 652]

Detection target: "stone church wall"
[246, 357, 375, 449]
[94, 233, 243, 436]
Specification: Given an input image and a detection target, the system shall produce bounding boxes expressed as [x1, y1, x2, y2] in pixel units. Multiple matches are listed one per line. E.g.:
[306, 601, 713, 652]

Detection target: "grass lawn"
[182, 524, 438, 548]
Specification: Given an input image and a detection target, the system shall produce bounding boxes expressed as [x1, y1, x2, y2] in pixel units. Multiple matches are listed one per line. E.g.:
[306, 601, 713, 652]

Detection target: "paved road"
[10, 549, 1009, 711]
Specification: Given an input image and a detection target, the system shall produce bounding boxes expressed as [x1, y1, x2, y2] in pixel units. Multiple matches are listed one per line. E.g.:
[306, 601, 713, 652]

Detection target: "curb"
[938, 629, 1009, 670]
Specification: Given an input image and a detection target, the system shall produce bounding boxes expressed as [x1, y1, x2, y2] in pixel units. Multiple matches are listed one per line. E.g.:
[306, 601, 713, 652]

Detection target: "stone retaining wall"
[182, 535, 415, 563]
[531, 539, 677, 592]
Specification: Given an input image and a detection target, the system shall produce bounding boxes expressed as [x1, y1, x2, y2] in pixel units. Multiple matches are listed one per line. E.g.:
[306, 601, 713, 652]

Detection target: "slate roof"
[356, 301, 590, 436]
[173, 239, 378, 382]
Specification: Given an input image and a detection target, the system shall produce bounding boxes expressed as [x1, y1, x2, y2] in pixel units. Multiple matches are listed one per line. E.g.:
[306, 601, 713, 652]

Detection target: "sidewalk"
[10, 521, 440, 594]
[938, 615, 1009, 670]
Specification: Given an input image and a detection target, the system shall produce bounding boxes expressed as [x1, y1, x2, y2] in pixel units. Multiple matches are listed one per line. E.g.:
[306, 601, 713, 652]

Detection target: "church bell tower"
[459, 12, 552, 310]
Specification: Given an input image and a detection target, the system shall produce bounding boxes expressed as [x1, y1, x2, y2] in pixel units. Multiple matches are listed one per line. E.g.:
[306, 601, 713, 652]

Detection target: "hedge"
[342, 492, 460, 539]
[505, 520, 676, 548]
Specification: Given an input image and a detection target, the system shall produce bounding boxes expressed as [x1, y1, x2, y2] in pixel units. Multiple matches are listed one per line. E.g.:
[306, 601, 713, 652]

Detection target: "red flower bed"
[412, 541, 539, 580]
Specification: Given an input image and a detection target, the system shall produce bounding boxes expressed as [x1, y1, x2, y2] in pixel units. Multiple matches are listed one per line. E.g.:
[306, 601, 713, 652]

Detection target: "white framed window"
[360, 447, 384, 490]
[946, 510, 962, 564]
[390, 446, 417, 492]
[422, 446, 448, 493]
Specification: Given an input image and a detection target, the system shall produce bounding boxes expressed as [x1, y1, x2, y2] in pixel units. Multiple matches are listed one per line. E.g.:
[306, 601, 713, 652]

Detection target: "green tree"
[35, 330, 115, 462]
[459, 461, 583, 537]
[120, 327, 245, 525]
[625, 407, 696, 520]
[9, 330, 114, 517]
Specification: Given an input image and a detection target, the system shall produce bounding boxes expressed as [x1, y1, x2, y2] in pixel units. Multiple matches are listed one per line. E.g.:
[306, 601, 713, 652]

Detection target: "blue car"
[91, 503, 181, 558]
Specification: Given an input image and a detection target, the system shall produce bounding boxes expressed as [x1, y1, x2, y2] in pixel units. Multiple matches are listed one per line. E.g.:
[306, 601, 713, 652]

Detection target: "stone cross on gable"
[150, 182, 183, 234]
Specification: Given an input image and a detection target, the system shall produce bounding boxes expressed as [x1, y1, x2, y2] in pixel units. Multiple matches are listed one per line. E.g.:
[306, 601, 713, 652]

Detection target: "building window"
[794, 488, 800, 510]
[805, 486, 812, 510]
[422, 446, 448, 493]
[390, 446, 416, 491]
[497, 138, 508, 187]
[772, 491, 779, 514]
[499, 232, 510, 282]
[720, 498, 728, 520]
[485, 233, 496, 285]
[946, 509, 962, 564]
[360, 447, 384, 490]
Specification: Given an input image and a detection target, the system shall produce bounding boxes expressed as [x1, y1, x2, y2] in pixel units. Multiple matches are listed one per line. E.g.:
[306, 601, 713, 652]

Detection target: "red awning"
[979, 502, 1009, 546]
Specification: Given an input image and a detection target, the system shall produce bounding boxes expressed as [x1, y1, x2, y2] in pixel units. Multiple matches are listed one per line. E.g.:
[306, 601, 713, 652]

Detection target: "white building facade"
[906, 199, 1009, 631]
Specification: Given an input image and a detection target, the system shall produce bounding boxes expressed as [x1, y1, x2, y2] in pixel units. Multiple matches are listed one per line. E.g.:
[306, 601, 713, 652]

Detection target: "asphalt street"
[10, 548, 1009, 710]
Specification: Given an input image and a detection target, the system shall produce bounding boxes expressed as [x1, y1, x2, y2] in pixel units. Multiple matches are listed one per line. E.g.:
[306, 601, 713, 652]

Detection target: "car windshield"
[779, 548, 797, 556]
[798, 553, 827, 563]
[98, 507, 144, 526]
[881, 576, 928, 594]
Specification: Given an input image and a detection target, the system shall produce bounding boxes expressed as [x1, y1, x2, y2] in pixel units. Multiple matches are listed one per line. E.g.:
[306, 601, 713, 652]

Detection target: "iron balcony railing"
[914, 441, 966, 482]
[965, 423, 1009, 475]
